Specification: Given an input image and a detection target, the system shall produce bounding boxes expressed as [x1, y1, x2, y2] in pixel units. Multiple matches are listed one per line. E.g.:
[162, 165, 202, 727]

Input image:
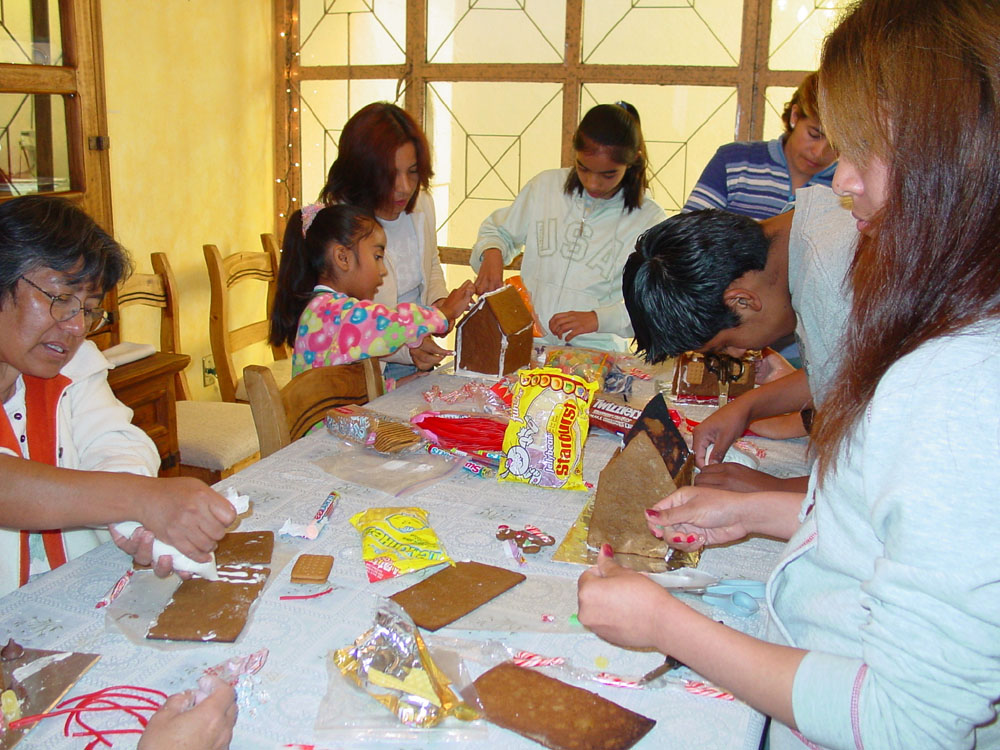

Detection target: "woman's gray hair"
[0, 196, 130, 304]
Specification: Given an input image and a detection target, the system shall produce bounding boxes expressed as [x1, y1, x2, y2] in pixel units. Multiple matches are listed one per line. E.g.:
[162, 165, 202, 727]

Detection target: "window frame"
[0, 0, 117, 347]
[273, 0, 811, 246]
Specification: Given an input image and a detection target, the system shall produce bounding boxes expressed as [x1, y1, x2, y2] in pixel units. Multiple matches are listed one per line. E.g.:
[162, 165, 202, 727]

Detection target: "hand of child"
[138, 676, 236, 750]
[474, 248, 504, 295]
[438, 281, 475, 321]
[548, 310, 598, 342]
[409, 337, 452, 371]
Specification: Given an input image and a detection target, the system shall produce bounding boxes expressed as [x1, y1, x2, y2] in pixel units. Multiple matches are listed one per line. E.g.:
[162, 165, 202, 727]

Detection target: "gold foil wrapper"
[333, 599, 477, 727]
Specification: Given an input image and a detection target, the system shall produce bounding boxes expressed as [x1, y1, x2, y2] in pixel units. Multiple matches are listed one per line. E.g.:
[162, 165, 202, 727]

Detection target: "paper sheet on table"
[313, 447, 458, 497]
[442, 574, 584, 633]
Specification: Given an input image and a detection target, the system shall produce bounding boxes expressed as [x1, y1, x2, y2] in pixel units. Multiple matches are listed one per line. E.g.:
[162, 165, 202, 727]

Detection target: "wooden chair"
[243, 360, 384, 459]
[117, 252, 260, 483]
[204, 240, 291, 402]
[260, 231, 280, 258]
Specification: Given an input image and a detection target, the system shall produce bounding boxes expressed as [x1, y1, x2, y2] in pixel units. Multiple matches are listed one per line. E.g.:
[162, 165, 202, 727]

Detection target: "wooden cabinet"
[107, 352, 189, 476]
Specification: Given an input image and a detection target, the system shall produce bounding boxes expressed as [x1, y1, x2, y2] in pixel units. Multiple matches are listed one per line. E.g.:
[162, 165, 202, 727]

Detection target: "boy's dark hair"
[270, 204, 376, 347]
[564, 102, 649, 212]
[0, 195, 129, 304]
[623, 210, 769, 362]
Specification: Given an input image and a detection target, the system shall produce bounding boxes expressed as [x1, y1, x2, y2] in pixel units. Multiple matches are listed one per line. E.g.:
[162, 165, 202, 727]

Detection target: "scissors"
[683, 578, 765, 617]
[702, 353, 746, 384]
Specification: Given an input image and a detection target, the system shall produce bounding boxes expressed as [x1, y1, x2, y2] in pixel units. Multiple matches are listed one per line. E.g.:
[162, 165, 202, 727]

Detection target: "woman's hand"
[409, 337, 451, 371]
[436, 281, 475, 321]
[646, 486, 754, 550]
[137, 479, 235, 563]
[109, 525, 177, 578]
[548, 310, 598, 342]
[473, 248, 504, 295]
[138, 676, 236, 750]
[577, 545, 676, 651]
[692, 398, 753, 468]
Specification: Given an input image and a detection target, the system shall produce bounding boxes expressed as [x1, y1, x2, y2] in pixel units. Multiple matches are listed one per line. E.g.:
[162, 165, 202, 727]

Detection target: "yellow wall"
[102, 0, 274, 400]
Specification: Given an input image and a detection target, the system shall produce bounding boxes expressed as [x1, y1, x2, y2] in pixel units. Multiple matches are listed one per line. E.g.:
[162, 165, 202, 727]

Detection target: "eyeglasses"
[19, 275, 108, 333]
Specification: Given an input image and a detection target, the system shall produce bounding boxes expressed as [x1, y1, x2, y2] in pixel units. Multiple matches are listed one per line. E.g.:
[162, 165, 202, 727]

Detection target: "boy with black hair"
[623, 185, 857, 492]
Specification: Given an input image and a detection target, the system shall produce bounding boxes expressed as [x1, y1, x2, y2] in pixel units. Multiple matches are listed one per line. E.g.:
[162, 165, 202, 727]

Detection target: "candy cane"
[683, 680, 734, 700]
[511, 651, 565, 668]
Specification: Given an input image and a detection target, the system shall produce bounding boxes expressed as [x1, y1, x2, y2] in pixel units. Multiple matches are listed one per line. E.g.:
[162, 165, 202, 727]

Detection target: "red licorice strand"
[10, 685, 165, 748]
[279, 586, 334, 601]
[71, 728, 144, 737]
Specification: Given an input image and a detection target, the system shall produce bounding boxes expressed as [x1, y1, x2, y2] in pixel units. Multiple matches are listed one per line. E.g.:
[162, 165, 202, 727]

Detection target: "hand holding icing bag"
[113, 487, 250, 580]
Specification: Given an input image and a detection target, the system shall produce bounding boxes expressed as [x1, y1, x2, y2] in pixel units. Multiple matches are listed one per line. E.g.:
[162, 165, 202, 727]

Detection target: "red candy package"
[410, 411, 509, 453]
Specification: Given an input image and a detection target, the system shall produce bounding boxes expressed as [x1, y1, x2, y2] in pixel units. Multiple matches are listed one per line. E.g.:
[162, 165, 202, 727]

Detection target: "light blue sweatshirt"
[768, 320, 1000, 749]
[472, 168, 665, 352]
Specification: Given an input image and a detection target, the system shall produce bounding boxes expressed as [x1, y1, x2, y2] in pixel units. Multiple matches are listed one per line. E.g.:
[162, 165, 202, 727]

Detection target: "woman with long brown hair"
[577, 1, 1000, 747]
[276, 102, 472, 381]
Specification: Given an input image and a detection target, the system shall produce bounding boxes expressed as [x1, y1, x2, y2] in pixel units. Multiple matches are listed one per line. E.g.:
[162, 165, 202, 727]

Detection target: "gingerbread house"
[587, 394, 695, 571]
[672, 351, 756, 405]
[454, 285, 533, 378]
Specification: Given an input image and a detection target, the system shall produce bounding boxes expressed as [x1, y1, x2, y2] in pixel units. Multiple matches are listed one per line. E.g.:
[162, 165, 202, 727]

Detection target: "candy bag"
[543, 346, 613, 384]
[498, 368, 597, 491]
[350, 507, 452, 582]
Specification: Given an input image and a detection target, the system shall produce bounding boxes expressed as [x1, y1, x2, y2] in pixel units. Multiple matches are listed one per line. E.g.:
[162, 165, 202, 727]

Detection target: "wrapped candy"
[499, 368, 597, 491]
[332, 599, 476, 727]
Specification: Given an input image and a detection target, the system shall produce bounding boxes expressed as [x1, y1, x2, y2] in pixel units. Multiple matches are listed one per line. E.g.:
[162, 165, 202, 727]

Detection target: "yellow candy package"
[350, 507, 452, 582]
[499, 367, 597, 491]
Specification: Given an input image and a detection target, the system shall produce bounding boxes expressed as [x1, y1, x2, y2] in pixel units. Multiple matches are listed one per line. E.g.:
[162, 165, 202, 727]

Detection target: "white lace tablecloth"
[2, 370, 809, 749]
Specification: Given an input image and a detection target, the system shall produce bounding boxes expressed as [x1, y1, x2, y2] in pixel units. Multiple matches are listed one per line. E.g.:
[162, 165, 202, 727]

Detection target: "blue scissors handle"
[705, 578, 766, 598]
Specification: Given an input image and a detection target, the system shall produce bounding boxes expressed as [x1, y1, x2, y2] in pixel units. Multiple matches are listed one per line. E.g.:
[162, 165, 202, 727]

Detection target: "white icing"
[13, 652, 72, 682]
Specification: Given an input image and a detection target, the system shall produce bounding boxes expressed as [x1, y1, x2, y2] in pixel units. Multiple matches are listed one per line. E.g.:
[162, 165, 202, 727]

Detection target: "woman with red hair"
[309, 102, 471, 380]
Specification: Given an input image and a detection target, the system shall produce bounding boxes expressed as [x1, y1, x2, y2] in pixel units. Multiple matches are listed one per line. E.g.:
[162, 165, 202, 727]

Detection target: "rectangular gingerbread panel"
[390, 561, 525, 631]
[214, 530, 274, 566]
[146, 571, 269, 643]
[474, 662, 655, 750]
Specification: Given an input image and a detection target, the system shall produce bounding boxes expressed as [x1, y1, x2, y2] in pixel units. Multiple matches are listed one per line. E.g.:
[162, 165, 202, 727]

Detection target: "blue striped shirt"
[683, 138, 836, 219]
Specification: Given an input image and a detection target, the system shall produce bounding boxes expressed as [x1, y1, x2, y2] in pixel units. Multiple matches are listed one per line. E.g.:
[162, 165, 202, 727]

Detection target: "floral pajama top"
[291, 286, 449, 375]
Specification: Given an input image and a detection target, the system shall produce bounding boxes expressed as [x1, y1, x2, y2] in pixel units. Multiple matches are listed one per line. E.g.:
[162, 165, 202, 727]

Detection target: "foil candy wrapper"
[332, 599, 476, 727]
[324, 405, 380, 446]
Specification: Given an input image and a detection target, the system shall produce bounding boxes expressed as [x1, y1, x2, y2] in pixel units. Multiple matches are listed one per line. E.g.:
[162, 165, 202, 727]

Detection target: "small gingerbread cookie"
[290, 554, 334, 584]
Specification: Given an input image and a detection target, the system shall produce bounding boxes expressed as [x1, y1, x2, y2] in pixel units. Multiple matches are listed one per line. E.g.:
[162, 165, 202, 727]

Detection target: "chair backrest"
[117, 251, 192, 400]
[204, 241, 289, 402]
[243, 360, 385, 458]
[260, 232, 280, 258]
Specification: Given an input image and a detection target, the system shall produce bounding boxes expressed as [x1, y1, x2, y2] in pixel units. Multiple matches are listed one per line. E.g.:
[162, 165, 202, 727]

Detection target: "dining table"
[0, 365, 811, 749]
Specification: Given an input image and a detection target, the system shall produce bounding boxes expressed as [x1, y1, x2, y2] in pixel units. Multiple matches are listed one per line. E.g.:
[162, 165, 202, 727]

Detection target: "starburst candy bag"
[499, 368, 597, 491]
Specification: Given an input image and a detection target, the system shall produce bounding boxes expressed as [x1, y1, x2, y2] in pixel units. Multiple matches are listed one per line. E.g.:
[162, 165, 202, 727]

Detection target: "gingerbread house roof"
[472, 285, 532, 335]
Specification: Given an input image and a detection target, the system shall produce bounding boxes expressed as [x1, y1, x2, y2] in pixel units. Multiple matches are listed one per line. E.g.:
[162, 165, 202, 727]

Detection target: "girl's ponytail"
[270, 209, 321, 347]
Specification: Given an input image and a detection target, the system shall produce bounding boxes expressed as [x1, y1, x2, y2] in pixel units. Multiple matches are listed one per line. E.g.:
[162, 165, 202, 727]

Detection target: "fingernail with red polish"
[686, 535, 697, 544]
[601, 543, 614, 557]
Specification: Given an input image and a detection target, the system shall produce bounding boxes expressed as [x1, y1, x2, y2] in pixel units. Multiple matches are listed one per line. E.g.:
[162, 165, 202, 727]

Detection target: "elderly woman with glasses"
[0, 195, 235, 596]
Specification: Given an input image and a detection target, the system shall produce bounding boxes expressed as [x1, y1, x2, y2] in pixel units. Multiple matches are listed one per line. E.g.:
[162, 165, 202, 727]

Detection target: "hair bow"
[301, 202, 324, 237]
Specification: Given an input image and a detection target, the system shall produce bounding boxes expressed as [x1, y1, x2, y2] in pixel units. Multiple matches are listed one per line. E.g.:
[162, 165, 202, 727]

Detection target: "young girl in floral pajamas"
[270, 203, 473, 378]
